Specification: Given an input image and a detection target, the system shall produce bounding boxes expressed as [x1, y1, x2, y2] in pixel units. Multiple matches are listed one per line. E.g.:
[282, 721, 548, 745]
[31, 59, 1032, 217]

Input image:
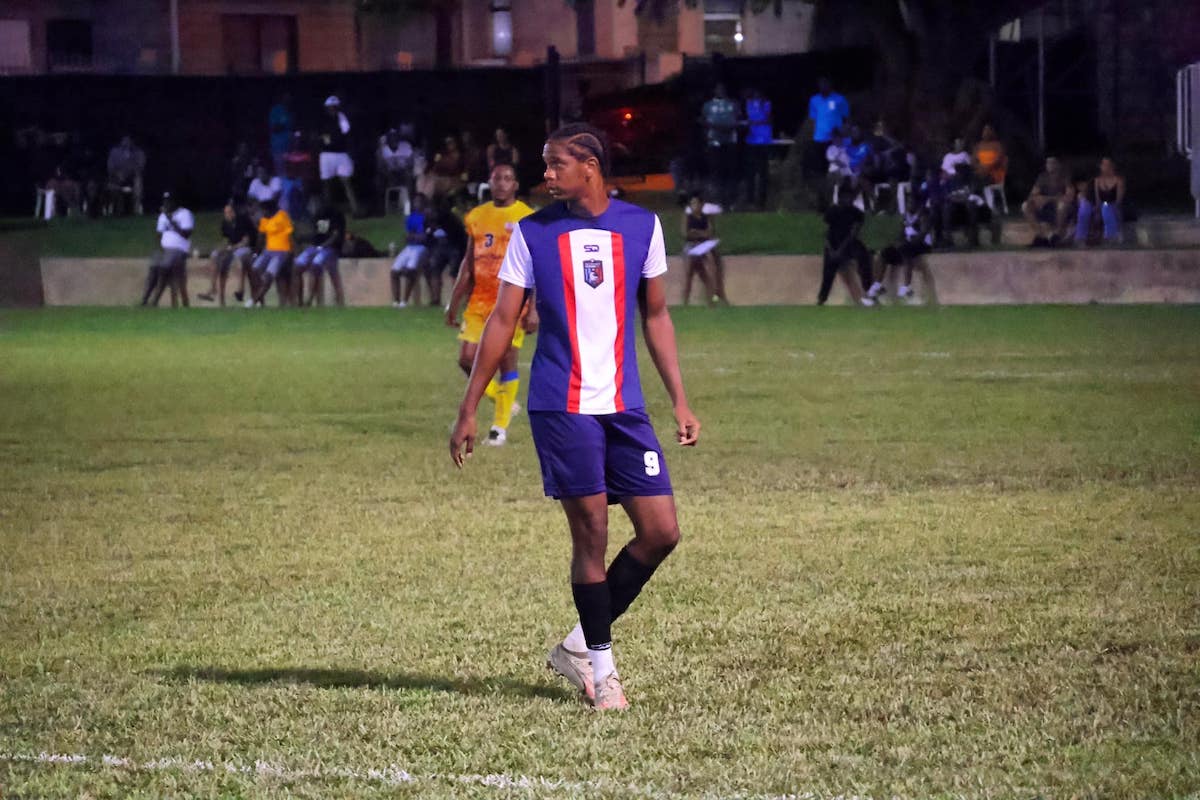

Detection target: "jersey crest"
[583, 259, 605, 288]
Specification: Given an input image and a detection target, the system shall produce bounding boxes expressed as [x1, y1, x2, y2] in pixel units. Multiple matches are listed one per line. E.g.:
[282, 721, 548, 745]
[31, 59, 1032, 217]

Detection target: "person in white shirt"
[940, 137, 971, 180]
[247, 163, 283, 215]
[140, 192, 194, 307]
[376, 126, 414, 213]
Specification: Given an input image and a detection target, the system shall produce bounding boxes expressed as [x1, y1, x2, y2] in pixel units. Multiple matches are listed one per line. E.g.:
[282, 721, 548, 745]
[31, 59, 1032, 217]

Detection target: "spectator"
[198, 200, 255, 307]
[295, 202, 347, 306]
[140, 192, 193, 307]
[247, 162, 283, 213]
[390, 193, 430, 308]
[377, 127, 415, 211]
[939, 163, 992, 248]
[268, 93, 293, 175]
[422, 136, 465, 205]
[424, 198, 467, 307]
[843, 125, 874, 198]
[973, 124, 1008, 191]
[281, 130, 313, 221]
[1022, 156, 1075, 245]
[487, 127, 520, 170]
[318, 95, 360, 218]
[863, 120, 910, 211]
[1076, 157, 1126, 245]
[43, 165, 83, 217]
[819, 180, 874, 307]
[869, 204, 936, 304]
[461, 130, 489, 201]
[106, 135, 145, 216]
[805, 77, 850, 186]
[250, 198, 296, 307]
[229, 142, 255, 201]
[940, 136, 971, 180]
[680, 193, 718, 306]
[701, 83, 739, 210]
[742, 87, 773, 210]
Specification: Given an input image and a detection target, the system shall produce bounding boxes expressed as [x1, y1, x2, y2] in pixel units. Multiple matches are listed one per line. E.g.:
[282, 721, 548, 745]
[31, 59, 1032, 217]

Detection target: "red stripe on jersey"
[557, 233, 583, 413]
[610, 232, 627, 412]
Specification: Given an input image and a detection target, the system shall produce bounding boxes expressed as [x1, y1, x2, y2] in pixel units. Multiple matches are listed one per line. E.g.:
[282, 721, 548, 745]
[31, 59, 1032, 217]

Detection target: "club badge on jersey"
[583, 259, 605, 288]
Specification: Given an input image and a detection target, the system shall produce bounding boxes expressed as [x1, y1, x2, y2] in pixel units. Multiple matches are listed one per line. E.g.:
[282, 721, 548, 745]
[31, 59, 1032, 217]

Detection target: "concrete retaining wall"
[41, 248, 1200, 307]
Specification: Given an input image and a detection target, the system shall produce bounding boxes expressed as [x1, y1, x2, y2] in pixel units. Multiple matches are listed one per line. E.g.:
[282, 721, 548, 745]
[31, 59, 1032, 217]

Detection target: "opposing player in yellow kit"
[445, 163, 536, 446]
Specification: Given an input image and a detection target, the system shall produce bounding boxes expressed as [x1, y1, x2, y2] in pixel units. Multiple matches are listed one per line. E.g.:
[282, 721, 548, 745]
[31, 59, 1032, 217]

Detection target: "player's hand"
[521, 307, 539, 334]
[674, 405, 700, 447]
[445, 308, 459, 328]
[450, 412, 477, 468]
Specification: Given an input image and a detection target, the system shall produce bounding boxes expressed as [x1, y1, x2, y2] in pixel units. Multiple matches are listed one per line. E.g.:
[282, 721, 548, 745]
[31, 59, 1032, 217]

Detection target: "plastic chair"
[872, 181, 912, 216]
[984, 182, 1009, 215]
[384, 185, 410, 217]
[35, 188, 53, 220]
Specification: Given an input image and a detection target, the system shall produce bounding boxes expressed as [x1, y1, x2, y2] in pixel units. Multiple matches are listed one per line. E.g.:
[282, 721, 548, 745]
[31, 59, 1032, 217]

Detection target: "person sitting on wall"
[1074, 157, 1126, 245]
[1022, 156, 1076, 246]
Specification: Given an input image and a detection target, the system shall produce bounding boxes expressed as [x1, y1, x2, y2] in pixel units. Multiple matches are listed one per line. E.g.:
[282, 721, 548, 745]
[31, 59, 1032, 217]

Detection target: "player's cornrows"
[548, 123, 611, 177]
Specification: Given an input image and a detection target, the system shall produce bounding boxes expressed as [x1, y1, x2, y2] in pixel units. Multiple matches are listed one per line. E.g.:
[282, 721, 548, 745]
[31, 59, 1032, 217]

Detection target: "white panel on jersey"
[567, 228, 620, 415]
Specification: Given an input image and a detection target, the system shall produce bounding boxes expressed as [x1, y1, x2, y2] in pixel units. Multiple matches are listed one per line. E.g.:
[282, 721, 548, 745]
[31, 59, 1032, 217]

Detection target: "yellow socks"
[493, 370, 520, 430]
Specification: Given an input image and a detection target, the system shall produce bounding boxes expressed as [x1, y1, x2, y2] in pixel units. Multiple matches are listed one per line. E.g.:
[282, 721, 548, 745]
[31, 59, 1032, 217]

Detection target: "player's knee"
[647, 522, 680, 558]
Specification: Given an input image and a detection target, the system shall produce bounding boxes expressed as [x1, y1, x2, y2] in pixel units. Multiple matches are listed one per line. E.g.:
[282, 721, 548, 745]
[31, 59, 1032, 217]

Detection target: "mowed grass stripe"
[1, 306, 1197, 800]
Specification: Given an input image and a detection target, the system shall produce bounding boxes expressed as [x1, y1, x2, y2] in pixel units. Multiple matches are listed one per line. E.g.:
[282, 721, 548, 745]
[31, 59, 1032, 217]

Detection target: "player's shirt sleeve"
[178, 209, 194, 231]
[156, 214, 168, 233]
[497, 222, 533, 288]
[642, 215, 668, 279]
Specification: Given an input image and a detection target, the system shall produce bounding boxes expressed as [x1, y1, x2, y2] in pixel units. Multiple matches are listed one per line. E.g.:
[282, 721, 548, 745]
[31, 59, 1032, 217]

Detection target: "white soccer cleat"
[593, 671, 629, 712]
[511, 401, 522, 418]
[860, 297, 876, 307]
[485, 427, 507, 446]
[546, 643, 594, 700]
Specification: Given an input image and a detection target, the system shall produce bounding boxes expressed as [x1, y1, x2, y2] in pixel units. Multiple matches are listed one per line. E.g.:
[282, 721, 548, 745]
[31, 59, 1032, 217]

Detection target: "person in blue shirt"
[805, 77, 850, 184]
[742, 87, 773, 209]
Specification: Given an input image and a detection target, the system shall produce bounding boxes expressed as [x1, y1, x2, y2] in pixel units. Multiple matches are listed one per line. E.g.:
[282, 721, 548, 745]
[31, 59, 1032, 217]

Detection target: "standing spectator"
[281, 130, 313, 221]
[940, 137, 971, 180]
[268, 93, 293, 175]
[377, 127, 414, 212]
[43, 165, 83, 217]
[701, 83, 739, 210]
[140, 192, 193, 307]
[318, 96, 360, 218]
[425, 198, 467, 306]
[250, 198, 295, 307]
[1022, 157, 1075, 245]
[742, 87, 773, 209]
[818, 180, 873, 307]
[390, 193, 430, 308]
[461, 130, 489, 202]
[199, 200, 255, 307]
[229, 142, 255, 201]
[805, 77, 850, 186]
[1075, 157, 1126, 245]
[487, 127, 520, 170]
[680, 194, 717, 306]
[246, 162, 282, 214]
[296, 202, 347, 306]
[106, 135, 146, 216]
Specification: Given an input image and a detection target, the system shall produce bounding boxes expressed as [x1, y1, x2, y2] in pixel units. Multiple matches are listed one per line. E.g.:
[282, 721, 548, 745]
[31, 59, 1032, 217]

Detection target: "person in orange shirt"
[974, 124, 1008, 187]
[445, 163, 535, 446]
[250, 198, 295, 307]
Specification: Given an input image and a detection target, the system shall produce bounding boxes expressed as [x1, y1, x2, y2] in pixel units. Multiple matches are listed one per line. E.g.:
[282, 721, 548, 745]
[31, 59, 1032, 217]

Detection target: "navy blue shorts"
[529, 408, 673, 502]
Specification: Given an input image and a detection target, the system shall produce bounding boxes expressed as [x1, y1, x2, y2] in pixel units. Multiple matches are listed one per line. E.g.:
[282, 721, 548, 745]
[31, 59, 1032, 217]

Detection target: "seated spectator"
[973, 124, 1008, 189]
[140, 192, 193, 307]
[106, 135, 145, 216]
[940, 136, 971, 180]
[487, 127, 520, 170]
[247, 162, 283, 215]
[863, 121, 909, 210]
[295, 202, 347, 306]
[229, 142, 255, 201]
[43, 165, 83, 217]
[377, 127, 415, 211]
[199, 200, 256, 307]
[250, 198, 295, 307]
[1075, 157, 1126, 245]
[938, 163, 997, 248]
[419, 136, 465, 205]
[281, 131, 314, 221]
[424, 197, 467, 305]
[870, 204, 936, 303]
[390, 193, 430, 308]
[1022, 156, 1075, 245]
[844, 126, 874, 186]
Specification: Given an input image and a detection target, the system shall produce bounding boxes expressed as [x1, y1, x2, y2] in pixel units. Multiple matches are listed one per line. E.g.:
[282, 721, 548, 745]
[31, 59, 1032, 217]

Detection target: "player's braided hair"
[547, 122, 611, 178]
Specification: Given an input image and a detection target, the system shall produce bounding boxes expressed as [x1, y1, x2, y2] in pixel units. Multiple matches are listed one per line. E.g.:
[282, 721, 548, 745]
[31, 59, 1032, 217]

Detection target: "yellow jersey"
[464, 200, 533, 319]
[259, 210, 294, 252]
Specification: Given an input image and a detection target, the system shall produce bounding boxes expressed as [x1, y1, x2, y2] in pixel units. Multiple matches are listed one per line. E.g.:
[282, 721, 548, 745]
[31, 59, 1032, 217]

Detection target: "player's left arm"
[520, 290, 538, 333]
[639, 276, 699, 447]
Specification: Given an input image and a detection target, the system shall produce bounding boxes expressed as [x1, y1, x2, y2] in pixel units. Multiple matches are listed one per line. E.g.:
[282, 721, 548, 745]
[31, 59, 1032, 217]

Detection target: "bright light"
[623, 112, 633, 121]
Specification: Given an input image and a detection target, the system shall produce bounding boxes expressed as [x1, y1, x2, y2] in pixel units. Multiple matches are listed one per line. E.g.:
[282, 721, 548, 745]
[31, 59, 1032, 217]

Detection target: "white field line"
[0, 750, 891, 800]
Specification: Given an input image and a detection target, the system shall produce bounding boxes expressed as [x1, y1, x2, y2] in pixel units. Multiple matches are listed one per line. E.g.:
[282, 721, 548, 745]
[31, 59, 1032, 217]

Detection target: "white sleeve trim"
[497, 222, 534, 288]
[642, 215, 668, 279]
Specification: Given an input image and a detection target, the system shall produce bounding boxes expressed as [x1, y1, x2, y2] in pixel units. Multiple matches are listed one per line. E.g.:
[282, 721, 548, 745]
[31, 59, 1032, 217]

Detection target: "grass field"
[1, 306, 1198, 799]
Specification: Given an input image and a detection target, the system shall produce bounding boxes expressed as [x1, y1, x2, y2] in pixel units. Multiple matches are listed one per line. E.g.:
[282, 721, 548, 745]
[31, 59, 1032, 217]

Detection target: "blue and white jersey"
[497, 199, 668, 415]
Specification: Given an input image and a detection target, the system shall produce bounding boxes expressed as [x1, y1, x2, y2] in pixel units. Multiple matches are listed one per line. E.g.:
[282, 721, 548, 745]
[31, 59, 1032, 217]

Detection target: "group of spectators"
[22, 128, 148, 219]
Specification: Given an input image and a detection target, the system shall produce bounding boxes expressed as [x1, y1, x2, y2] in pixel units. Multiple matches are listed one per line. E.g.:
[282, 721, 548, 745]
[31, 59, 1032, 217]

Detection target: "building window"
[491, 1, 513, 58]
[0, 20, 32, 72]
[221, 14, 297, 74]
[704, 14, 742, 56]
[46, 19, 94, 71]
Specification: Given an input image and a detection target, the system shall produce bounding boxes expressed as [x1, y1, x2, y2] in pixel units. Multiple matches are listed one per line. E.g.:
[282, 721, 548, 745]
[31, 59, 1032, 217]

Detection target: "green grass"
[4, 201, 901, 260]
[1, 306, 1198, 799]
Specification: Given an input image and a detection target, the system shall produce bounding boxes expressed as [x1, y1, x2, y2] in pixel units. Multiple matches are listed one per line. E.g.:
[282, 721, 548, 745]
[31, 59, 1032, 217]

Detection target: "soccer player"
[818, 179, 874, 307]
[449, 124, 700, 711]
[445, 163, 535, 446]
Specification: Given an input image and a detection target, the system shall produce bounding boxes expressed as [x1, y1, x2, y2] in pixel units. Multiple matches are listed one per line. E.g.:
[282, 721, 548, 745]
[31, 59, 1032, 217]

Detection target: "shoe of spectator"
[197, 292, 215, 302]
[233, 291, 244, 302]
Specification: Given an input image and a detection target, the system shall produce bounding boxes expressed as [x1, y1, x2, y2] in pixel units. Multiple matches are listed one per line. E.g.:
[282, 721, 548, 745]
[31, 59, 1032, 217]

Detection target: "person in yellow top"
[445, 163, 535, 446]
[251, 198, 295, 307]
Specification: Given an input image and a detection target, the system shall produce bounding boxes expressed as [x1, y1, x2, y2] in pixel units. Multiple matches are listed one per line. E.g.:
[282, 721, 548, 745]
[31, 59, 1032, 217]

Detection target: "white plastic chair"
[384, 185, 410, 217]
[984, 182, 1009, 215]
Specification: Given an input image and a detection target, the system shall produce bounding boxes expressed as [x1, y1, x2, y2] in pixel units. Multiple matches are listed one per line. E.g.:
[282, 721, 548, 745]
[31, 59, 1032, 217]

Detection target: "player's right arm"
[450, 279, 526, 467]
[445, 238, 476, 327]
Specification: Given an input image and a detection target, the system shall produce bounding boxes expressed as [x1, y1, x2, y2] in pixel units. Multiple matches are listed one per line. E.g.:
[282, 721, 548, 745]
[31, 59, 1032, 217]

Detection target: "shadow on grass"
[160, 665, 575, 703]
